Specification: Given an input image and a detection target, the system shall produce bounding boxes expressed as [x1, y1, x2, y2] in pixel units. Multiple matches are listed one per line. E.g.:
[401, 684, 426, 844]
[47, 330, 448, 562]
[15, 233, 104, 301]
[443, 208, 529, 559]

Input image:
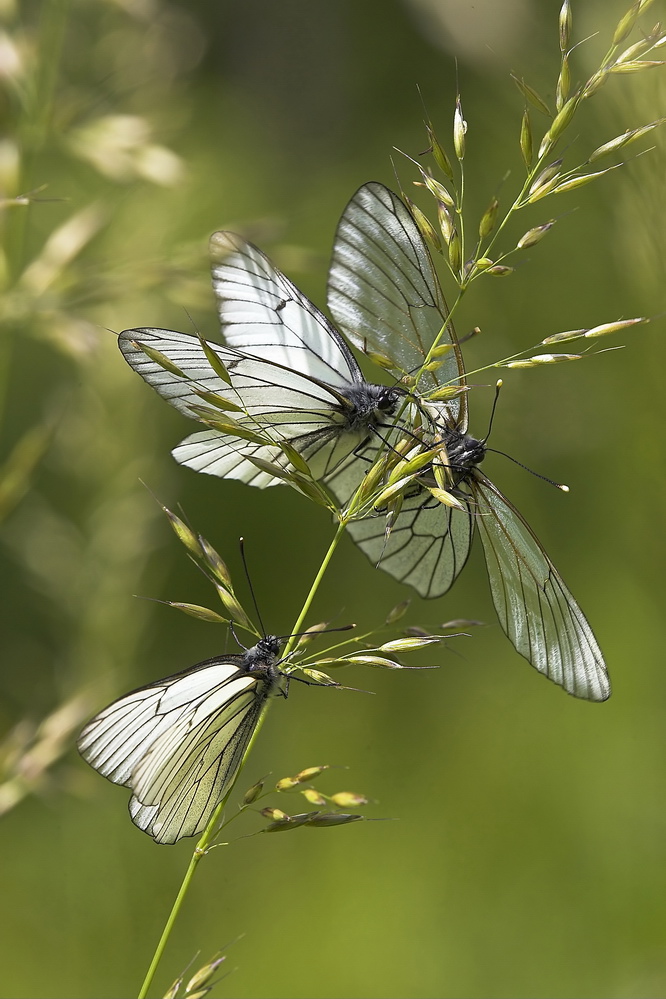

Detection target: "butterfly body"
[78, 636, 285, 843]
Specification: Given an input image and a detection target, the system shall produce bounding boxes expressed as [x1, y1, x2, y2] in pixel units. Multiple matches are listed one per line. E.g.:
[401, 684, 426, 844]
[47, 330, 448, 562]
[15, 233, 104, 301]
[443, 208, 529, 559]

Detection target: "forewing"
[119, 327, 345, 423]
[119, 327, 359, 485]
[210, 231, 363, 387]
[471, 472, 610, 701]
[327, 181, 466, 423]
[78, 657, 273, 843]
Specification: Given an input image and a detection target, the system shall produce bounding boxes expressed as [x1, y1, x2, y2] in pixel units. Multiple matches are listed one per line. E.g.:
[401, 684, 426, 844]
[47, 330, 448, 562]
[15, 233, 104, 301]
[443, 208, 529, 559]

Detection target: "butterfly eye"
[377, 389, 397, 413]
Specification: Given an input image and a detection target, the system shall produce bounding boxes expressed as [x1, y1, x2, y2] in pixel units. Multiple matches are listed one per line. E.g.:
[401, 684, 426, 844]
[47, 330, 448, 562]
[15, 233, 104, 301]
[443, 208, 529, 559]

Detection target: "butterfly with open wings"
[119, 231, 408, 491]
[326, 182, 609, 702]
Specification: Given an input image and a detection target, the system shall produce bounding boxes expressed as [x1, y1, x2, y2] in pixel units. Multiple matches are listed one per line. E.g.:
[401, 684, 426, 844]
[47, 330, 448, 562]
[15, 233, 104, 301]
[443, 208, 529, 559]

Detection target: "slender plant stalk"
[137, 519, 348, 998]
[282, 519, 347, 657]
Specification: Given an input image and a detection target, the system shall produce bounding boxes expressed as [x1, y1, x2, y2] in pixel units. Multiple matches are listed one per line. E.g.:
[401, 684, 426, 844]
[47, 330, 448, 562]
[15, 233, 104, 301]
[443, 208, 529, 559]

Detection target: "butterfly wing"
[328, 450, 473, 599]
[327, 181, 467, 426]
[119, 328, 366, 485]
[470, 471, 610, 701]
[210, 230, 364, 387]
[78, 655, 277, 843]
[347, 491, 473, 599]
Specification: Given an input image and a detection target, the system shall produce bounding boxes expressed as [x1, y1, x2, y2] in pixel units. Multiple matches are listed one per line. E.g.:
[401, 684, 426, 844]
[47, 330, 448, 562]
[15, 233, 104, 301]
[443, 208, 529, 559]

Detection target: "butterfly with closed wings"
[78, 634, 290, 844]
[119, 231, 407, 491]
[326, 182, 610, 702]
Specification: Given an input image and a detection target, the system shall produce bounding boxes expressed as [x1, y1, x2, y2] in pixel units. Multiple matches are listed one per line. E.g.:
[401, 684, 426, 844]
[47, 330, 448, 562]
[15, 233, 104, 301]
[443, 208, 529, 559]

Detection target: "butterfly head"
[376, 386, 400, 413]
[341, 383, 400, 430]
[443, 427, 486, 478]
[245, 635, 282, 668]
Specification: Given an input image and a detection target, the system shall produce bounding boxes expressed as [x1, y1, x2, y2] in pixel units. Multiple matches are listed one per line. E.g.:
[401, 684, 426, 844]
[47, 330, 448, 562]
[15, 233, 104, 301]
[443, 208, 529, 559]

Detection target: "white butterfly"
[78, 636, 285, 844]
[119, 231, 403, 489]
[326, 182, 610, 701]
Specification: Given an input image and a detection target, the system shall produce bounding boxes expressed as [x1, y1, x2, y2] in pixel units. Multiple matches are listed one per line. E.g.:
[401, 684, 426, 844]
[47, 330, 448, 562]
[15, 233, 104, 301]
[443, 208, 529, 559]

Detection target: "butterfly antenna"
[481, 379, 503, 444]
[239, 537, 267, 637]
[458, 325, 482, 346]
[276, 623, 356, 642]
[485, 447, 569, 491]
[482, 381, 568, 491]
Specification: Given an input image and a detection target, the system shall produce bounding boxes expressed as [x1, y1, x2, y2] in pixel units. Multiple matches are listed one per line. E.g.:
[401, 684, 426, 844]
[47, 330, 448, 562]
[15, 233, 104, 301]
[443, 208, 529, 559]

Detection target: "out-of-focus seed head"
[295, 765, 330, 782]
[293, 621, 329, 650]
[556, 55, 571, 110]
[478, 197, 499, 239]
[520, 109, 533, 168]
[276, 777, 300, 791]
[163, 507, 203, 558]
[385, 600, 410, 625]
[301, 668, 338, 686]
[559, 0, 572, 51]
[162, 976, 183, 998]
[261, 806, 289, 820]
[511, 74, 551, 115]
[426, 122, 454, 179]
[517, 221, 556, 249]
[610, 59, 665, 73]
[306, 812, 364, 827]
[197, 333, 232, 386]
[407, 198, 442, 252]
[165, 601, 228, 624]
[198, 537, 234, 589]
[302, 788, 328, 805]
[425, 485, 465, 510]
[437, 201, 454, 245]
[613, 2, 642, 47]
[453, 96, 467, 160]
[330, 792, 369, 807]
[242, 779, 265, 804]
[502, 353, 582, 368]
[185, 956, 227, 995]
[550, 166, 620, 195]
[214, 586, 254, 632]
[448, 229, 461, 274]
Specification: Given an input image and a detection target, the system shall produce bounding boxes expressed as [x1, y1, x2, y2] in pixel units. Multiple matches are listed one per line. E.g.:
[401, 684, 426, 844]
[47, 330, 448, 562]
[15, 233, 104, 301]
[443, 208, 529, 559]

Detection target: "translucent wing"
[78, 656, 277, 844]
[118, 327, 347, 425]
[118, 328, 371, 485]
[471, 472, 610, 701]
[327, 446, 473, 599]
[210, 230, 363, 387]
[327, 181, 467, 425]
[172, 421, 359, 485]
[348, 493, 473, 599]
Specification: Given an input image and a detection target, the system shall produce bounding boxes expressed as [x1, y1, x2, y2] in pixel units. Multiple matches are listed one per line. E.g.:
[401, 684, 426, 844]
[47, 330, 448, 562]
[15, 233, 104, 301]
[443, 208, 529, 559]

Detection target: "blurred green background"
[1, 1, 665, 997]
